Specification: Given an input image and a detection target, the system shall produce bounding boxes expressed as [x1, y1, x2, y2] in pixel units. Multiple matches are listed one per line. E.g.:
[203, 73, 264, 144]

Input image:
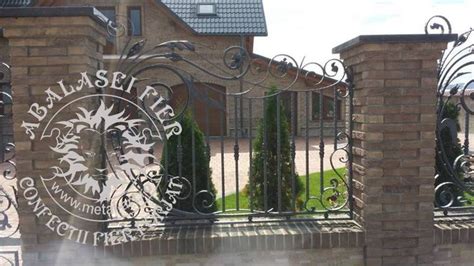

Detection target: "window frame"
[311, 92, 342, 121]
[127, 6, 143, 37]
[196, 3, 217, 16]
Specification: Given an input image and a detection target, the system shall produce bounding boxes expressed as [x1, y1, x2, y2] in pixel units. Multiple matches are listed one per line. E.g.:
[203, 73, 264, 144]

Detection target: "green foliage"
[222, 169, 345, 211]
[246, 87, 303, 211]
[435, 101, 464, 206]
[160, 111, 217, 213]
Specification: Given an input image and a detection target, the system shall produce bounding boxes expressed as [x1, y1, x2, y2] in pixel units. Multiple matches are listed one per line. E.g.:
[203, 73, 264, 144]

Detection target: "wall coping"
[332, 34, 458, 54]
[99, 221, 365, 257]
[0, 7, 107, 27]
[435, 217, 474, 245]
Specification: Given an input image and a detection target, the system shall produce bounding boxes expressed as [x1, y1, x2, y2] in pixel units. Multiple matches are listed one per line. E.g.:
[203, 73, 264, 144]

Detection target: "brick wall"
[36, 221, 366, 265]
[334, 35, 457, 265]
[433, 244, 474, 265]
[0, 9, 107, 265]
[97, 248, 364, 266]
[432, 217, 474, 265]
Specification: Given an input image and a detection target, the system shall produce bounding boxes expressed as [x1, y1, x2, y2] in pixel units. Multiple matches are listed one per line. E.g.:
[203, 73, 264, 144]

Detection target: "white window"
[197, 4, 216, 16]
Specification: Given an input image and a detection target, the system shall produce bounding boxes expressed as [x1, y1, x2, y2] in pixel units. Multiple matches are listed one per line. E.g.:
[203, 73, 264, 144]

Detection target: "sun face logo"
[19, 70, 184, 246]
[49, 100, 158, 202]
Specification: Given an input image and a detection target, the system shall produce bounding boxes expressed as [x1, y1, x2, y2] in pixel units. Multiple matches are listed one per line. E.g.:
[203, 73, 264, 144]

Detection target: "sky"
[254, 0, 474, 65]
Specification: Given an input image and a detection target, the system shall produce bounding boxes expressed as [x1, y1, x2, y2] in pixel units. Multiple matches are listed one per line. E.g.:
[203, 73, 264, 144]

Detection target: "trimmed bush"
[247, 87, 303, 211]
[160, 111, 217, 213]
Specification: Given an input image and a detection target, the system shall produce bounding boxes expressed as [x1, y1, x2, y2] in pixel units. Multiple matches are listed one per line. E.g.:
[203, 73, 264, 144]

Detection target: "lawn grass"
[462, 192, 474, 205]
[216, 168, 347, 211]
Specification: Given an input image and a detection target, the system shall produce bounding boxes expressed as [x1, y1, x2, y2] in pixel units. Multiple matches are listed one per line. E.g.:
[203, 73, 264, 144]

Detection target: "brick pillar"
[333, 34, 457, 265]
[0, 7, 106, 265]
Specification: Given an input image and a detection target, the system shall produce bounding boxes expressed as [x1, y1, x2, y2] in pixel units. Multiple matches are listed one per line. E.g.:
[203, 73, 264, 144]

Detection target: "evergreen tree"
[247, 87, 303, 211]
[435, 101, 464, 206]
[160, 111, 217, 213]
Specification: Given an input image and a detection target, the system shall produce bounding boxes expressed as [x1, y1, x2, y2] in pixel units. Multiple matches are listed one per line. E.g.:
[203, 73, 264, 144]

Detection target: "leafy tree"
[247, 87, 303, 211]
[160, 111, 217, 213]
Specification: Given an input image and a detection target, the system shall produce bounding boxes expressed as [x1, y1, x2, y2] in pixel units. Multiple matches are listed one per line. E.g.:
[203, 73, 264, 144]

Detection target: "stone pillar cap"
[332, 34, 458, 54]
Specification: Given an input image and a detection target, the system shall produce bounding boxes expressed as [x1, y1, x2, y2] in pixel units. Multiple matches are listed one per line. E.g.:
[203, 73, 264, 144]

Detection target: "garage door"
[170, 83, 226, 136]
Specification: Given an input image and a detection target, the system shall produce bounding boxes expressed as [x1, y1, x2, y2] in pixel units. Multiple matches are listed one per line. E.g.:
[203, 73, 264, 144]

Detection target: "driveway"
[210, 137, 347, 196]
[154, 137, 347, 196]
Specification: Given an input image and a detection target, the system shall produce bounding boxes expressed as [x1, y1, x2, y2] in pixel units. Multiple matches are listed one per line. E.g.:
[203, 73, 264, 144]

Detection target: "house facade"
[3, 0, 345, 137]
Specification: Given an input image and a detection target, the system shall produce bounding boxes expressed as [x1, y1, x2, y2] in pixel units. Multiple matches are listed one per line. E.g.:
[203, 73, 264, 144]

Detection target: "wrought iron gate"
[433, 16, 474, 217]
[0, 62, 20, 266]
[0, 15, 355, 246]
[100, 16, 355, 227]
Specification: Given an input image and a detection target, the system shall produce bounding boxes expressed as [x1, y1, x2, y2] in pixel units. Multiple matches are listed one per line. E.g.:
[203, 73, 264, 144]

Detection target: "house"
[4, 0, 346, 137]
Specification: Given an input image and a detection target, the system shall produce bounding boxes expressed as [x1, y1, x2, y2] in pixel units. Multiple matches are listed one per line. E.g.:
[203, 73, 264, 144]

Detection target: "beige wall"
[48, 0, 241, 55]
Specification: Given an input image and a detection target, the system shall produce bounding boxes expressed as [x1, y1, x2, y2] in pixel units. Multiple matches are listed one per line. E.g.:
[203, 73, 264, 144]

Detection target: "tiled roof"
[0, 0, 34, 7]
[157, 0, 267, 36]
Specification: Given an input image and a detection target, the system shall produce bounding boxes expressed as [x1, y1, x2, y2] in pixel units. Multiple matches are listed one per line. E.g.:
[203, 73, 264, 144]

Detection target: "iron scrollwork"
[0, 63, 19, 239]
[429, 15, 474, 215]
[102, 15, 355, 222]
[0, 11, 354, 233]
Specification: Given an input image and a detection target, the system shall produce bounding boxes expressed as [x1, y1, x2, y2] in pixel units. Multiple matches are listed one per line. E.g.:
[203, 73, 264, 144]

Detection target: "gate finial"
[425, 15, 452, 34]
